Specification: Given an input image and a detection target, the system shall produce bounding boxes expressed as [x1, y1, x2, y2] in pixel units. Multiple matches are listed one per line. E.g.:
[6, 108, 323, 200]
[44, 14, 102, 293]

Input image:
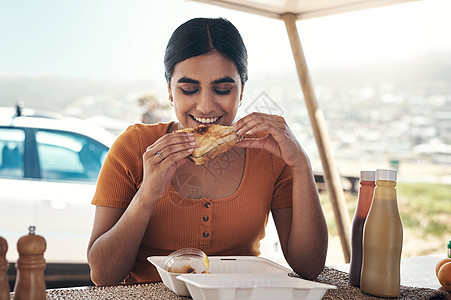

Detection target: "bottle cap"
[376, 169, 397, 181]
[360, 171, 376, 181]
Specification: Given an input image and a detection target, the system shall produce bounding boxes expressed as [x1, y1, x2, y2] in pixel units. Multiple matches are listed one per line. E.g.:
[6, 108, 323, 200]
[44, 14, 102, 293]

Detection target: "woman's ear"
[168, 84, 174, 105]
[239, 85, 245, 102]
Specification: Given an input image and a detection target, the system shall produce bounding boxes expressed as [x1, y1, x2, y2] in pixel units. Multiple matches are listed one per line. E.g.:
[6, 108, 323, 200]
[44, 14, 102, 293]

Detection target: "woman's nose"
[196, 91, 216, 114]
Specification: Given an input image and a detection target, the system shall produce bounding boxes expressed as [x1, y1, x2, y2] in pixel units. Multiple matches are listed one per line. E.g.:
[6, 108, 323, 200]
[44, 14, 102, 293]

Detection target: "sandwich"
[175, 124, 243, 165]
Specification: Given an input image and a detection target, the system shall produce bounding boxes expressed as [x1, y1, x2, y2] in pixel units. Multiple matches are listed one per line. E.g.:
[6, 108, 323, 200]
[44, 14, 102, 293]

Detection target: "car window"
[36, 130, 108, 182]
[0, 128, 25, 178]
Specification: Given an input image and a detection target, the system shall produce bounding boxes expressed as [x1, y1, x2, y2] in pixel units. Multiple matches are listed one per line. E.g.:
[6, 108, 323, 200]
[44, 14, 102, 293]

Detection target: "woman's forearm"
[286, 161, 328, 280]
[87, 191, 157, 286]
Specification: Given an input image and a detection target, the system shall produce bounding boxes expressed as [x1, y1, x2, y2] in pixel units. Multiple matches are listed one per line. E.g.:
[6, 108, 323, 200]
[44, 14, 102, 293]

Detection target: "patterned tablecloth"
[10, 267, 449, 299]
[297, 267, 448, 300]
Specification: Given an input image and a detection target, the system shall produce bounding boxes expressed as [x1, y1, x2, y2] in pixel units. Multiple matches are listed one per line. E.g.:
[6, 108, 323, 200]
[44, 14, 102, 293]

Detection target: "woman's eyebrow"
[212, 77, 235, 84]
[177, 77, 199, 84]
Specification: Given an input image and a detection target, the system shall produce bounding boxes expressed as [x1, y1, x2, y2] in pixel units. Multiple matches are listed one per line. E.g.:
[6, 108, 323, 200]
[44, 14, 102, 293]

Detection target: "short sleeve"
[91, 123, 171, 209]
[91, 125, 143, 208]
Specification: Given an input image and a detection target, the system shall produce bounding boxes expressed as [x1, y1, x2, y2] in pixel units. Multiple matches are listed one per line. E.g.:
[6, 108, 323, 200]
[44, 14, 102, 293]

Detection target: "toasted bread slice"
[175, 124, 243, 165]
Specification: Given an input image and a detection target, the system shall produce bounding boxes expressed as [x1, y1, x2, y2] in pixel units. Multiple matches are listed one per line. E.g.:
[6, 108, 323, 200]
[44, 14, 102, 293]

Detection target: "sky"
[1, 0, 450, 83]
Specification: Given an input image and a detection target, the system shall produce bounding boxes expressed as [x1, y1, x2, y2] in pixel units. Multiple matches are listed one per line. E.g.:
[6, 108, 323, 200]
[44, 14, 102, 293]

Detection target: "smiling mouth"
[192, 115, 221, 124]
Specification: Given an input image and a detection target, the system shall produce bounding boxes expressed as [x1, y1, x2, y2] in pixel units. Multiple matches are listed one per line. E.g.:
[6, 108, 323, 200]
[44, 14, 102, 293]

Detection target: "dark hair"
[164, 17, 248, 85]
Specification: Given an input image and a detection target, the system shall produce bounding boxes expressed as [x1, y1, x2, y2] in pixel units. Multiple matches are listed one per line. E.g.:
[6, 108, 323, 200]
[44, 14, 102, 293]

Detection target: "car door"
[32, 129, 109, 263]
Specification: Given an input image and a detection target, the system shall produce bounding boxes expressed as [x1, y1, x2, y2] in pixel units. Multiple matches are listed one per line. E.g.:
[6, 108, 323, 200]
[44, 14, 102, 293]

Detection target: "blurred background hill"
[2, 52, 450, 182]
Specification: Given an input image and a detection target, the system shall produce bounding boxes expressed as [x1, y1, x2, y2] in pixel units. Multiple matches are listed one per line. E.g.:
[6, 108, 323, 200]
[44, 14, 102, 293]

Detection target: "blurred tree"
[137, 94, 170, 124]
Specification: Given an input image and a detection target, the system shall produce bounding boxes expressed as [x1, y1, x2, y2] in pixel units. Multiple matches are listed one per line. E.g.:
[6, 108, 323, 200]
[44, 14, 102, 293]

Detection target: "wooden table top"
[9, 255, 450, 299]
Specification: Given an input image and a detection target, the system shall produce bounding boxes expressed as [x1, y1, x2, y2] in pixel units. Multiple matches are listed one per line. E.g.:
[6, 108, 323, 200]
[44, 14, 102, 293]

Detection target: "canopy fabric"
[191, 0, 419, 19]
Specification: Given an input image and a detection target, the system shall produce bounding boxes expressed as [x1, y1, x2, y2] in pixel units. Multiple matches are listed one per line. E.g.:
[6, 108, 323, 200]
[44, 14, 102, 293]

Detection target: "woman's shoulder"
[126, 121, 174, 135]
[118, 121, 174, 142]
[109, 121, 174, 156]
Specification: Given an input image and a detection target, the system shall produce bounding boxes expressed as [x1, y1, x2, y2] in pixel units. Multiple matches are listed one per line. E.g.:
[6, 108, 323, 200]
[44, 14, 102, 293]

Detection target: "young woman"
[87, 17, 328, 286]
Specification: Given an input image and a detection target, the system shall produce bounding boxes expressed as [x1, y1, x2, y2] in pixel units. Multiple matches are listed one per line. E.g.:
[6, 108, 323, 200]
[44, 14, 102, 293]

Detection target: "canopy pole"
[282, 13, 351, 263]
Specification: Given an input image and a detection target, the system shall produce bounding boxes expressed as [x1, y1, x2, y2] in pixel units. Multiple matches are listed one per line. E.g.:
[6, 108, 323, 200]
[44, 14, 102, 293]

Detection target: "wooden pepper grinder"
[0, 236, 10, 300]
[13, 226, 47, 300]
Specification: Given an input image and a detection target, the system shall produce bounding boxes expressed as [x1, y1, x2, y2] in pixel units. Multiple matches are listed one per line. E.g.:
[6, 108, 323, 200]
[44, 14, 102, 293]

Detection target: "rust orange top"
[92, 122, 293, 283]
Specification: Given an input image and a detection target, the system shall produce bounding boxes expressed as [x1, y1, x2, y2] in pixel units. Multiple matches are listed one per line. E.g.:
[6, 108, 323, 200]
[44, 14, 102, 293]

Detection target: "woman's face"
[168, 51, 243, 129]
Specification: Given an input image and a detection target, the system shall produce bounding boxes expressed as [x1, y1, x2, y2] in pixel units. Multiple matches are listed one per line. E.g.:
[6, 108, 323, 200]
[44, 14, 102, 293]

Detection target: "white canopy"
[191, 0, 421, 263]
[191, 0, 419, 19]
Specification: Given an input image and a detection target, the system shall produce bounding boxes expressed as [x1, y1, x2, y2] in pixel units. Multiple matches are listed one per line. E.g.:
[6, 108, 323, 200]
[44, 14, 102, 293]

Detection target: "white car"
[0, 106, 116, 287]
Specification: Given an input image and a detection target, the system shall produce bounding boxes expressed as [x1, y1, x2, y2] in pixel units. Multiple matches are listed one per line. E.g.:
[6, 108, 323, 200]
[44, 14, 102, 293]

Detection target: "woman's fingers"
[139, 132, 196, 201]
[147, 131, 195, 153]
[148, 141, 195, 164]
[233, 113, 285, 136]
[234, 113, 307, 167]
[145, 132, 195, 165]
[156, 146, 195, 167]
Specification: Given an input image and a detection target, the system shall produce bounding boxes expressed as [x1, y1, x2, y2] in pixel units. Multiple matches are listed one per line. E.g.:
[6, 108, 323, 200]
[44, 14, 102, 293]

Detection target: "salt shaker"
[13, 226, 47, 300]
[0, 236, 10, 300]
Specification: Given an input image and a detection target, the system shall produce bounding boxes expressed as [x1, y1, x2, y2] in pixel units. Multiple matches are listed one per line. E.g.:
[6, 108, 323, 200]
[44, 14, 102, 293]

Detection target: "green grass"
[319, 182, 451, 256]
[398, 182, 451, 236]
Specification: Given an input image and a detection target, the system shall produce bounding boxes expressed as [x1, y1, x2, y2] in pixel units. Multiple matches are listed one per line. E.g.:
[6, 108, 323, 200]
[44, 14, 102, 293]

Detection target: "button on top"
[205, 202, 211, 208]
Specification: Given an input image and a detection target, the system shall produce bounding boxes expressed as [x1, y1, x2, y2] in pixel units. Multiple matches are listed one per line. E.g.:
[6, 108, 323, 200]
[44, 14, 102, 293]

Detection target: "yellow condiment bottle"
[360, 169, 403, 298]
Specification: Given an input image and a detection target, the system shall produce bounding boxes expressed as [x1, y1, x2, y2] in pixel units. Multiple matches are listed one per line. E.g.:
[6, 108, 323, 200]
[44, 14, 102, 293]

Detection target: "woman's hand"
[233, 112, 307, 169]
[137, 131, 195, 205]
